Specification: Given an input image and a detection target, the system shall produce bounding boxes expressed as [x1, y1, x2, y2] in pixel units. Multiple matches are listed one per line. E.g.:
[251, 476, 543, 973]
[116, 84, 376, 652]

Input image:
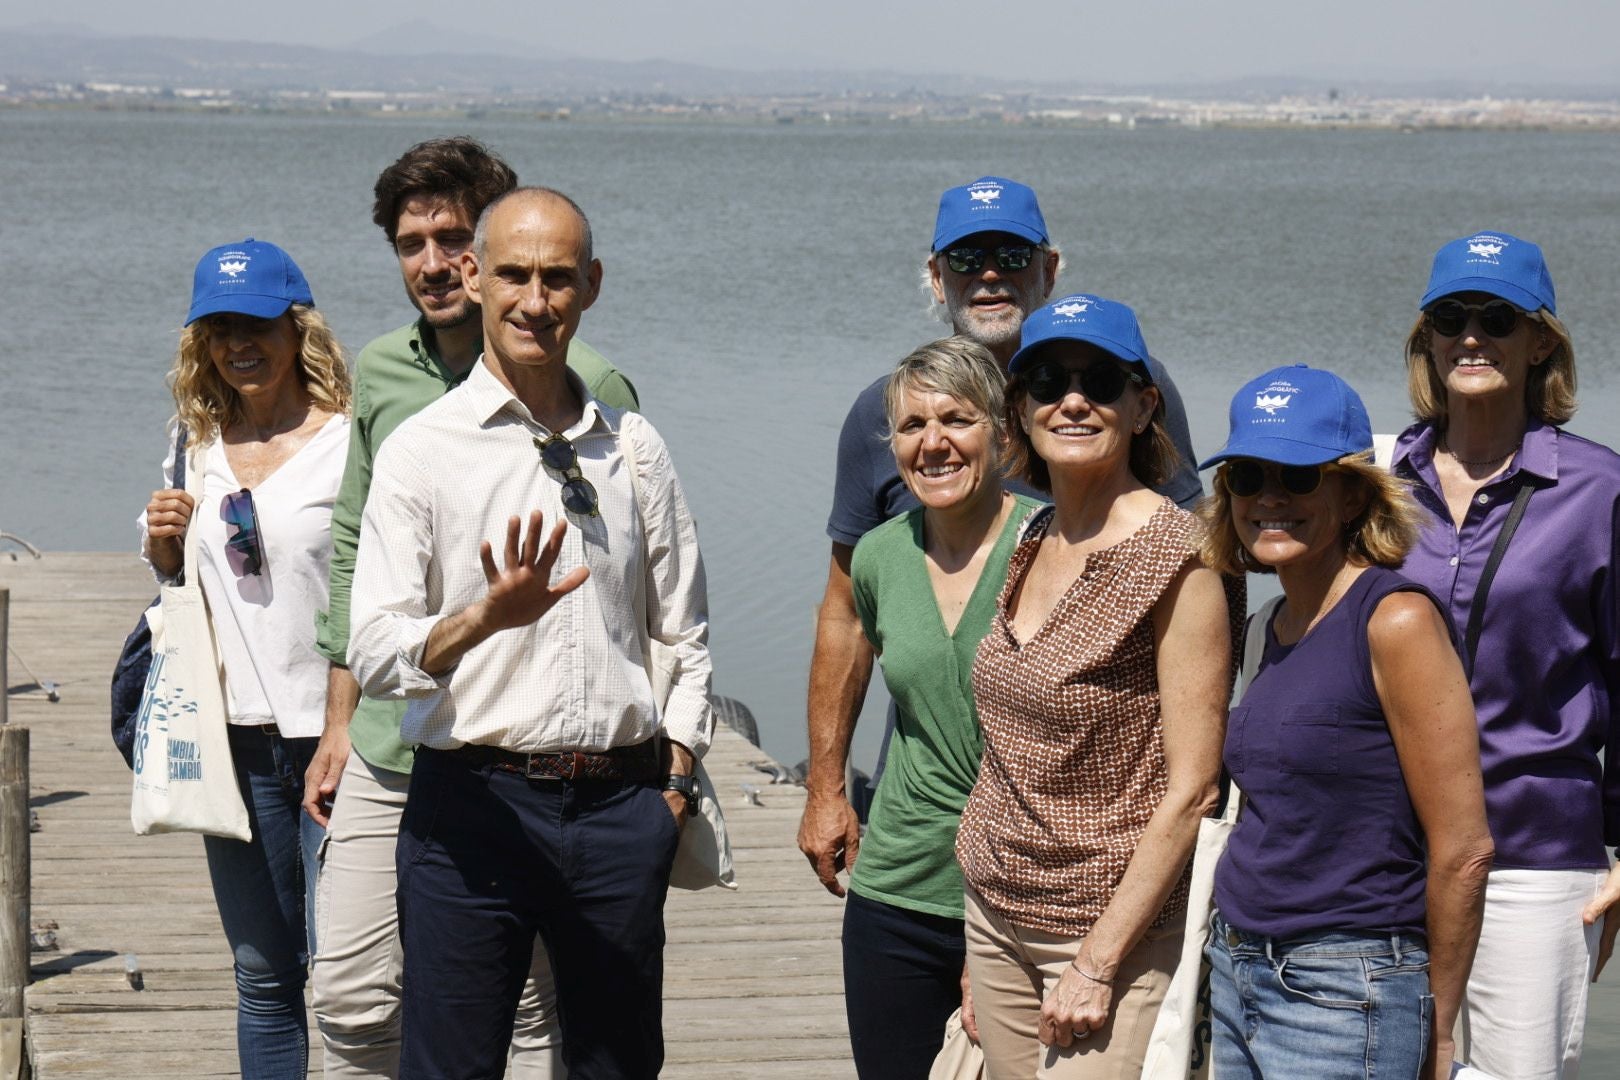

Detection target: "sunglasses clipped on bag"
[944, 245, 1035, 275]
[221, 488, 265, 577]
[534, 434, 600, 517]
[1426, 299, 1536, 339]
[1222, 458, 1330, 498]
[1024, 358, 1144, 407]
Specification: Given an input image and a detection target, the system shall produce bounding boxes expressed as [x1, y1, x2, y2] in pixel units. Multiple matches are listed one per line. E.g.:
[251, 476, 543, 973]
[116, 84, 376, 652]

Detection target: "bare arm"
[1041, 561, 1231, 1046]
[143, 489, 194, 579]
[1370, 591, 1493, 1080]
[795, 543, 875, 897]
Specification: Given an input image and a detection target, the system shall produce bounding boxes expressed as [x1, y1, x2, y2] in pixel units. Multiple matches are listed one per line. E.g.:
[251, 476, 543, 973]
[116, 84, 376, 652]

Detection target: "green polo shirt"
[313, 317, 639, 775]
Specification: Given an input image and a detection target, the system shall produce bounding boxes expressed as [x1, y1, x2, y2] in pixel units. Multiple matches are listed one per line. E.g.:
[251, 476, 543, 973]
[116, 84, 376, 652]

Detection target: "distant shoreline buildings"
[6, 81, 1620, 131]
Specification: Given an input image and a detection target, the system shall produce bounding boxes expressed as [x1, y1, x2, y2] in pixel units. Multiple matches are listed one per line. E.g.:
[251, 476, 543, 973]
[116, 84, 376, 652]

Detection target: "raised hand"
[475, 511, 590, 633]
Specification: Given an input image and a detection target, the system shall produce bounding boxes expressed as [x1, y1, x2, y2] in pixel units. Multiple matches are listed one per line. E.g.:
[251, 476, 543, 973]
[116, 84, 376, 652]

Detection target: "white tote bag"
[619, 412, 736, 891]
[1142, 596, 1280, 1079]
[130, 438, 252, 841]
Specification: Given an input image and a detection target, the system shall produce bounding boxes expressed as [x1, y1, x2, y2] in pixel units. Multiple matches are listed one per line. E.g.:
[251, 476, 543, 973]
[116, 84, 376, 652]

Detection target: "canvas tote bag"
[619, 411, 736, 890]
[1142, 595, 1280, 1079]
[130, 437, 252, 841]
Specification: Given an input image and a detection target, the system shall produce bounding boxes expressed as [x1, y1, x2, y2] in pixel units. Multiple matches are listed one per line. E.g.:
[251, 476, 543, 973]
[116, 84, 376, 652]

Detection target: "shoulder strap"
[1463, 477, 1534, 675]
[617, 413, 654, 654]
[174, 424, 189, 492]
[1240, 595, 1283, 692]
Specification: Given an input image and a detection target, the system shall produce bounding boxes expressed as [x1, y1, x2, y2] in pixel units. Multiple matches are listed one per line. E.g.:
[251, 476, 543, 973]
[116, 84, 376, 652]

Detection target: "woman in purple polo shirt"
[1393, 232, 1620, 1078]
[1198, 365, 1494, 1080]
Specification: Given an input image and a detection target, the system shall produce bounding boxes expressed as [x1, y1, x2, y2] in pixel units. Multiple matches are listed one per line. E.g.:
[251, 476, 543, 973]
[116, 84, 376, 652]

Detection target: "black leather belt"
[448, 739, 659, 782]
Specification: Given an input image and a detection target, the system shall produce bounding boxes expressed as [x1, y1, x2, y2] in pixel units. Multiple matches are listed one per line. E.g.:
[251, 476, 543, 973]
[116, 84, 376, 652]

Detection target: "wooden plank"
[0, 552, 854, 1077]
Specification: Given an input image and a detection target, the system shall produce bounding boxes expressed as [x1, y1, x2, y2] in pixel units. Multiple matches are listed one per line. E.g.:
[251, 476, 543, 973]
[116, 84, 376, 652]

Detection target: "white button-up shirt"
[348, 358, 713, 757]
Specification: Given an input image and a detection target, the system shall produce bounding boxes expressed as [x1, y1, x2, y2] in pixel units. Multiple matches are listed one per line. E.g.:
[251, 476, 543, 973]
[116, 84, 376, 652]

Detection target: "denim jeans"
[203, 725, 323, 1080]
[1208, 911, 1433, 1080]
[841, 890, 965, 1080]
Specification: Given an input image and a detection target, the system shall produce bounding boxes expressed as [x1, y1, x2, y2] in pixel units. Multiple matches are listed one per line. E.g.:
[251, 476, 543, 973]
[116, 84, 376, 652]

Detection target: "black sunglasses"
[1427, 299, 1533, 339]
[221, 488, 265, 577]
[945, 245, 1035, 275]
[1223, 459, 1327, 498]
[1024, 358, 1143, 407]
[534, 434, 599, 517]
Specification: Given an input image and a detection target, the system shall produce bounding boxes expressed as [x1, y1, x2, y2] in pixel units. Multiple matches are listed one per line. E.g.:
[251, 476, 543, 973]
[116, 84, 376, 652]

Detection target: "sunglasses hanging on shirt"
[534, 434, 600, 517]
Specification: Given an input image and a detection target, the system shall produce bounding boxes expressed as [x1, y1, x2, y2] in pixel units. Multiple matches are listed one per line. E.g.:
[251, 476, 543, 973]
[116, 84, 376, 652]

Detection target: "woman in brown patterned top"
[956, 294, 1239, 1077]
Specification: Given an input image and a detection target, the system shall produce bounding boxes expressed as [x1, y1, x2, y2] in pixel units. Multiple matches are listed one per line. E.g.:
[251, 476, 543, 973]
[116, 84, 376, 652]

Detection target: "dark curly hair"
[371, 136, 518, 246]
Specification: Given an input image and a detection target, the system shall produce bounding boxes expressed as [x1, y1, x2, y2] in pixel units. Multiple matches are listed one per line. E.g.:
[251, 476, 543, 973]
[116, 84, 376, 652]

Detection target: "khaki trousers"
[964, 887, 1180, 1079]
[311, 748, 563, 1078]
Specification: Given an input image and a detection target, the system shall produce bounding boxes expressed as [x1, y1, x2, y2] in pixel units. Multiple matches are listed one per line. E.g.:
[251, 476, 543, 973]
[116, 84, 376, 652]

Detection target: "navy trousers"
[842, 890, 967, 1080]
[396, 747, 681, 1080]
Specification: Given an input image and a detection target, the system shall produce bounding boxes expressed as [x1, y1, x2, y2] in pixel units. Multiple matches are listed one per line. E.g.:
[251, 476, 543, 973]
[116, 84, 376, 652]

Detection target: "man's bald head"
[473, 187, 594, 266]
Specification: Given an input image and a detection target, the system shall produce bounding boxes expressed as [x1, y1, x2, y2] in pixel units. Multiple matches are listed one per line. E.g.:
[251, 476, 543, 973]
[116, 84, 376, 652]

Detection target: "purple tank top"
[1214, 566, 1451, 939]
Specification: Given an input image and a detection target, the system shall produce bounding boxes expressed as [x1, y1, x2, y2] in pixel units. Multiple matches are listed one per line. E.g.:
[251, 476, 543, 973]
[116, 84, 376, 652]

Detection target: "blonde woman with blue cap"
[1196, 364, 1492, 1080]
[1392, 232, 1620, 1078]
[140, 238, 351, 1079]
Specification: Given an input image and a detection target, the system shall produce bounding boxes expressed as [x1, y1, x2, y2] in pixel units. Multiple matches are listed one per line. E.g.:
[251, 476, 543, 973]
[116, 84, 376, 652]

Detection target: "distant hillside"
[1, 25, 1616, 103]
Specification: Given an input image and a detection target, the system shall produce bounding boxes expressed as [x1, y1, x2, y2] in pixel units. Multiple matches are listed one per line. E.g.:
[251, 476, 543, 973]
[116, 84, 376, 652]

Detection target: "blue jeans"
[841, 890, 965, 1080]
[1208, 911, 1434, 1080]
[203, 725, 323, 1080]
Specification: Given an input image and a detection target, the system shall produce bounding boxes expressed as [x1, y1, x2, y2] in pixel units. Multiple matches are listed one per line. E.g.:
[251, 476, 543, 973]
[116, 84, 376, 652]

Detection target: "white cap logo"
[1254, 393, 1291, 415]
[1052, 300, 1089, 318]
[1467, 236, 1506, 264]
[218, 259, 249, 277]
[968, 184, 1002, 205]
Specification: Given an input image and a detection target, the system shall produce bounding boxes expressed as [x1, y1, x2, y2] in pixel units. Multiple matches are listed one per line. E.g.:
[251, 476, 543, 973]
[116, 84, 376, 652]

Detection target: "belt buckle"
[522, 753, 552, 781]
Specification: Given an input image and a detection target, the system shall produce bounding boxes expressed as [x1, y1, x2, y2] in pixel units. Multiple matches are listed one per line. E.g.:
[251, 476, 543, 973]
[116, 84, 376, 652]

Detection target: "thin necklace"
[1441, 440, 1518, 468]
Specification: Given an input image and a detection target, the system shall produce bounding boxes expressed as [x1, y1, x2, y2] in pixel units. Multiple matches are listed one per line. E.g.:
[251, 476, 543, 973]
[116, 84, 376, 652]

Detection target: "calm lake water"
[4, 108, 1620, 1062]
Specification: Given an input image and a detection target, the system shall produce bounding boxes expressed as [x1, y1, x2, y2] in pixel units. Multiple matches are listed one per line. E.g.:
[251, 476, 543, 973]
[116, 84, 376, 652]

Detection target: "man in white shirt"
[349, 187, 713, 1079]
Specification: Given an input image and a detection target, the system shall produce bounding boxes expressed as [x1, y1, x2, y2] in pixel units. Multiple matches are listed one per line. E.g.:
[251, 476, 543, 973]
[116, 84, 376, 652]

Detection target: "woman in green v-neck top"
[840, 336, 1042, 1080]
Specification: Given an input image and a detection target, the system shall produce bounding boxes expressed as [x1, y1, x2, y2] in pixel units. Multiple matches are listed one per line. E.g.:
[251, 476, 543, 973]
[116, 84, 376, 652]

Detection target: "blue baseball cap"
[1419, 230, 1556, 315]
[1008, 294, 1151, 377]
[932, 176, 1048, 252]
[1200, 364, 1371, 469]
[185, 238, 314, 326]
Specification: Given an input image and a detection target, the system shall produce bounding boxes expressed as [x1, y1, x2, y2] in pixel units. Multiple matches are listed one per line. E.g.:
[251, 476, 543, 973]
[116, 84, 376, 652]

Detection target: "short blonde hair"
[170, 305, 352, 441]
[882, 336, 1008, 449]
[1404, 308, 1577, 426]
[1196, 452, 1424, 576]
[1002, 368, 1179, 494]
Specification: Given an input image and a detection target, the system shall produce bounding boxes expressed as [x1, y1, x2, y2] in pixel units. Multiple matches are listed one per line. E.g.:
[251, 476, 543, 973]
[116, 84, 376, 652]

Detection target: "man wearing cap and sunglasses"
[349, 186, 712, 1080]
[305, 138, 641, 1078]
[797, 175, 1204, 1071]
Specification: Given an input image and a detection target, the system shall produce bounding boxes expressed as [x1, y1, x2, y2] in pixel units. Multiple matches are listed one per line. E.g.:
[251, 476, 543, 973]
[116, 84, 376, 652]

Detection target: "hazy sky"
[5, 0, 1619, 86]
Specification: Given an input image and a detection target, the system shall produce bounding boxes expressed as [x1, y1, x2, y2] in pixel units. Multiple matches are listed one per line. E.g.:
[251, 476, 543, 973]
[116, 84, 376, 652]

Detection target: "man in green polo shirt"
[304, 136, 638, 1078]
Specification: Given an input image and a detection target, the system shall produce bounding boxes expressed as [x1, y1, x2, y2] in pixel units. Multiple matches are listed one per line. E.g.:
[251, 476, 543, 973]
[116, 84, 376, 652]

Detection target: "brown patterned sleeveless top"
[956, 498, 1231, 937]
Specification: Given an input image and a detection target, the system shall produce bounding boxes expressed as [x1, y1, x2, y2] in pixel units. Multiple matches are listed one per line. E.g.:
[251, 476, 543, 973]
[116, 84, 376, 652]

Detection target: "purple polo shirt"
[1394, 419, 1620, 869]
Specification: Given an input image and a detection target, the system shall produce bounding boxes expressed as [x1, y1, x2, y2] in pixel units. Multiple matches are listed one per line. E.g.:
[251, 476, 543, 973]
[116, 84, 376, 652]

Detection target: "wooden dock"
[0, 552, 854, 1078]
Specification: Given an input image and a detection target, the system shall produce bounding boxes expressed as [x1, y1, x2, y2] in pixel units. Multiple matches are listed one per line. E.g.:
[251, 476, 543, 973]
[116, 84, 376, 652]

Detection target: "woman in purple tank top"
[1196, 365, 1494, 1080]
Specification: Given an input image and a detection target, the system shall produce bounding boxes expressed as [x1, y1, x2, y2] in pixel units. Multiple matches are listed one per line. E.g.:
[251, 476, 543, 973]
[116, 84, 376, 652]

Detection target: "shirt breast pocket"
[1277, 705, 1341, 775]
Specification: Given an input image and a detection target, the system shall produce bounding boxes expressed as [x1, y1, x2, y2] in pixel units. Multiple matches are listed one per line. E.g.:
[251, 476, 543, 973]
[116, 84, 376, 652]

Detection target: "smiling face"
[1427, 290, 1555, 408]
[929, 230, 1058, 359]
[394, 195, 477, 331]
[202, 311, 302, 405]
[463, 192, 601, 372]
[1229, 460, 1367, 573]
[890, 383, 1000, 512]
[1017, 341, 1158, 482]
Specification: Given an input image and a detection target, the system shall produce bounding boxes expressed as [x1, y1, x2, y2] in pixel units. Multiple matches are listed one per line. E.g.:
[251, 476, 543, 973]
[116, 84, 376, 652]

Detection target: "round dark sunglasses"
[945, 245, 1034, 275]
[534, 434, 599, 518]
[1025, 359, 1143, 407]
[1223, 459, 1326, 498]
[1426, 299, 1531, 339]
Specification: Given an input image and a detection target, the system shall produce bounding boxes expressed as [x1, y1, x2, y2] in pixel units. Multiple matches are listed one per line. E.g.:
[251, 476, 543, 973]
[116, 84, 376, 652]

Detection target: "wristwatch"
[662, 773, 701, 815]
